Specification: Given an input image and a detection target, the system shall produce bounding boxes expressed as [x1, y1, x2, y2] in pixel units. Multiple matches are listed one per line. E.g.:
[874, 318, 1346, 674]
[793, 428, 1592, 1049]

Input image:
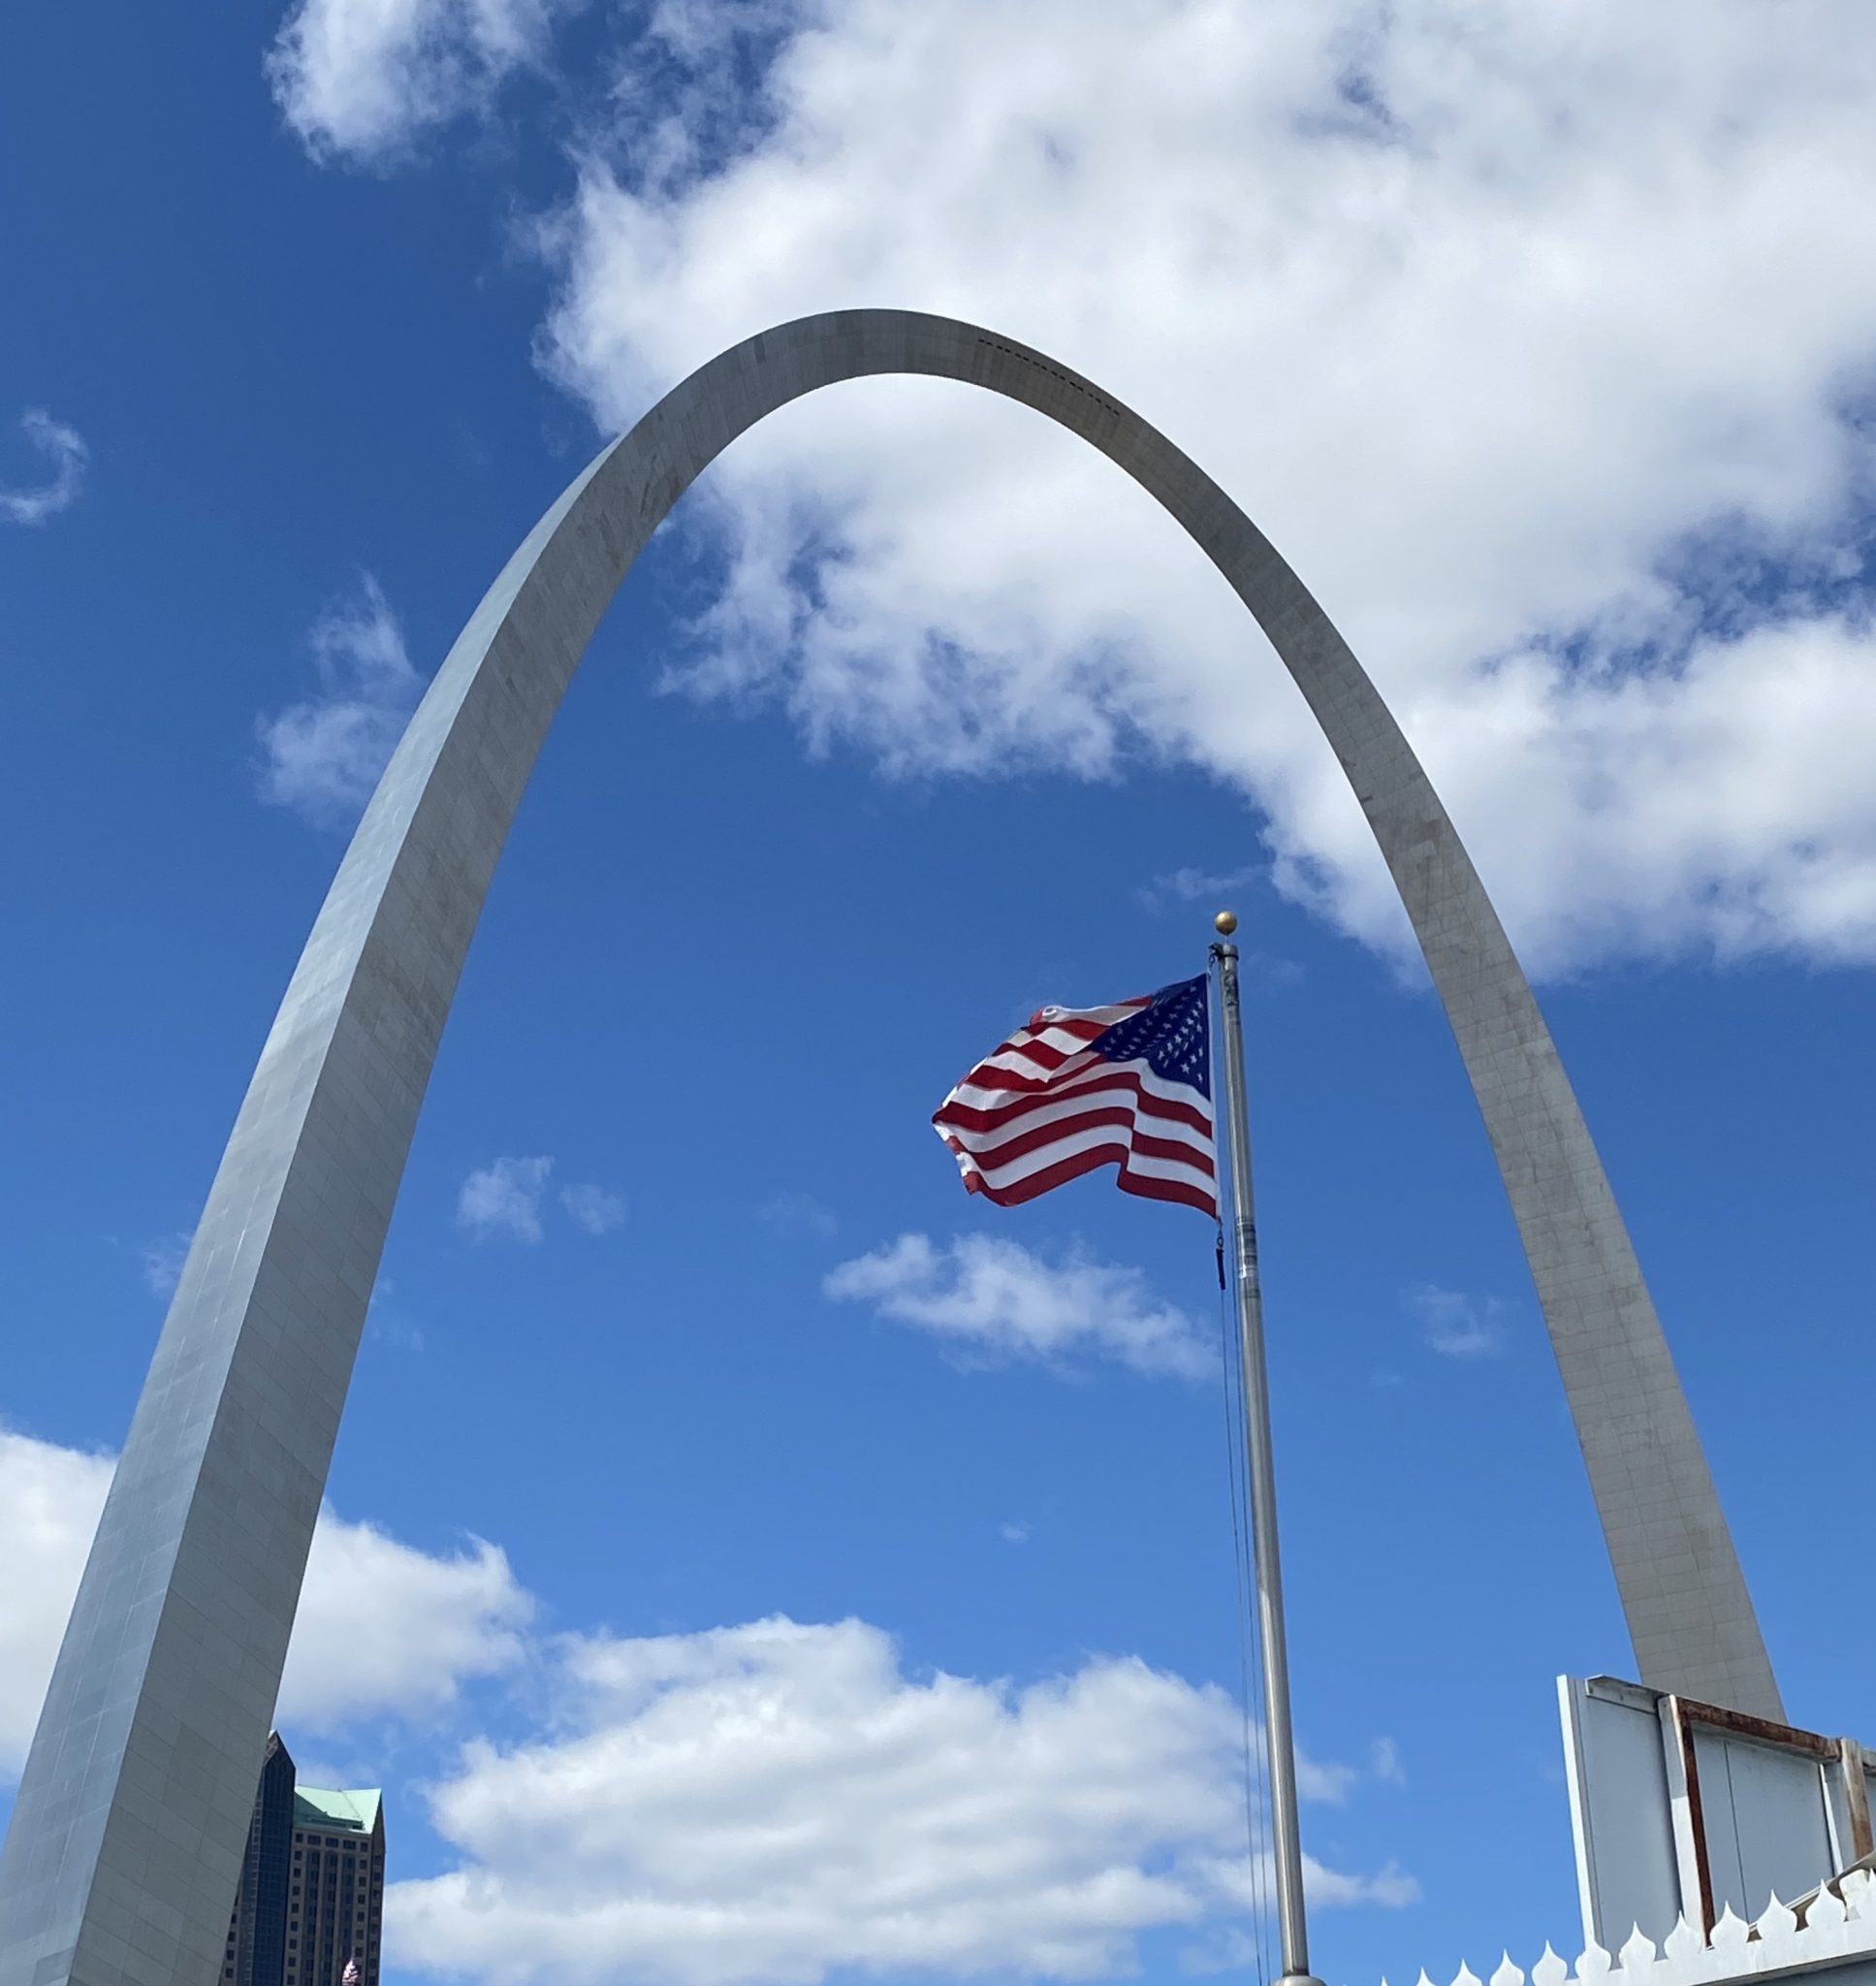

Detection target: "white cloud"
[390, 1615, 1404, 1986]
[1408, 1284, 1501, 1360]
[559, 1182, 626, 1234]
[0, 407, 87, 526]
[1000, 1519, 1032, 1545]
[459, 1154, 555, 1241]
[825, 1232, 1212, 1379]
[539, 0, 1876, 978]
[257, 574, 425, 827]
[283, 1517, 532, 1730]
[267, 0, 569, 162]
[3, 1427, 1407, 1978]
[0, 1426, 533, 1777]
[1372, 1736, 1406, 1786]
[0, 1431, 114, 1776]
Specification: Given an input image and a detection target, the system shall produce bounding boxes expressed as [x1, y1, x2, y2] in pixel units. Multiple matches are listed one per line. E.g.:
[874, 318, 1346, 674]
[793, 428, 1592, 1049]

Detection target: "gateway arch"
[0, 310, 1780, 1986]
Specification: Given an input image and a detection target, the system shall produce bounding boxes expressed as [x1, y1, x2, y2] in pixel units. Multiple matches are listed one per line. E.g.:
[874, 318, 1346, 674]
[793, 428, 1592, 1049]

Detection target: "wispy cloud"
[141, 1231, 192, 1299]
[825, 1232, 1211, 1379]
[999, 1520, 1032, 1545]
[1138, 865, 1260, 913]
[1136, 871, 1301, 980]
[0, 408, 87, 526]
[267, 0, 574, 164]
[366, 1278, 425, 1352]
[458, 1156, 554, 1243]
[1372, 1736, 1405, 1786]
[1182, 1852, 1421, 1972]
[256, 573, 424, 828]
[559, 1182, 625, 1234]
[759, 1190, 839, 1239]
[1408, 1284, 1503, 1360]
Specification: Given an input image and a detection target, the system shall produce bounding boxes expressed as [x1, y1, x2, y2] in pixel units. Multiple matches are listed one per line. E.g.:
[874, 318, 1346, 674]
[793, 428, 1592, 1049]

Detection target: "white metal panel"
[1561, 1677, 1682, 1947]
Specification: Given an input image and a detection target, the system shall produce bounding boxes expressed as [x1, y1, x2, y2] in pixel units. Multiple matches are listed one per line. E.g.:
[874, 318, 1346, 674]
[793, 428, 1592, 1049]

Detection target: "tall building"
[230, 1735, 297, 1986]
[222, 1734, 385, 1986]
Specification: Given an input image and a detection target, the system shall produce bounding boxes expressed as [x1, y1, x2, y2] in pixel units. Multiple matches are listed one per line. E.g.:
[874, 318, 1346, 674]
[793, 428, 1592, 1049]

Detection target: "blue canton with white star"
[1093, 975, 1211, 1098]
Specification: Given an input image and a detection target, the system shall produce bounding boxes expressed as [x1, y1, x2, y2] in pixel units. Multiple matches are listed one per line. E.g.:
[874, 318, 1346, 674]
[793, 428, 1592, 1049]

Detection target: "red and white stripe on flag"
[932, 989, 1218, 1217]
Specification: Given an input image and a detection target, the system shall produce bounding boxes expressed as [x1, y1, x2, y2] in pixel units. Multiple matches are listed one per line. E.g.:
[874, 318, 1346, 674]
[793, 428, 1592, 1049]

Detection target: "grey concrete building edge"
[0, 310, 1780, 1986]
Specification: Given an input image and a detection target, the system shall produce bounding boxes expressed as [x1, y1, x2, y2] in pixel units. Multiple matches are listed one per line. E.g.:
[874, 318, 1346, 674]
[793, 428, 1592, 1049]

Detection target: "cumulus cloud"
[268, 0, 570, 161]
[0, 407, 88, 526]
[390, 1616, 1403, 1985]
[824, 1232, 1211, 1379]
[0, 1432, 114, 1776]
[1408, 1284, 1502, 1360]
[558, 1182, 626, 1234]
[257, 574, 425, 827]
[0, 1426, 532, 1776]
[4, 1427, 1408, 1977]
[538, 0, 1876, 977]
[458, 1154, 555, 1241]
[283, 1519, 532, 1730]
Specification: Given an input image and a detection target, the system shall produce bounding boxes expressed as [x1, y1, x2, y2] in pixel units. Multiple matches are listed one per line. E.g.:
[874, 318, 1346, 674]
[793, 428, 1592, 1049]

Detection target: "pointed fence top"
[1390, 1882, 1876, 1986]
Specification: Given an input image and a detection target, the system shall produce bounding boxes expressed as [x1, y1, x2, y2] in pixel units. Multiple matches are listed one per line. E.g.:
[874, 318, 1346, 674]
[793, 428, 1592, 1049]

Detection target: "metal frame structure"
[1665, 1696, 1875, 1936]
[1562, 1674, 1873, 1949]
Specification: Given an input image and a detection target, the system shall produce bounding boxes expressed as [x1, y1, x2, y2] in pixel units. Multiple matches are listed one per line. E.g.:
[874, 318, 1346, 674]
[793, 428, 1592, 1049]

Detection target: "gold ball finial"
[1214, 910, 1238, 936]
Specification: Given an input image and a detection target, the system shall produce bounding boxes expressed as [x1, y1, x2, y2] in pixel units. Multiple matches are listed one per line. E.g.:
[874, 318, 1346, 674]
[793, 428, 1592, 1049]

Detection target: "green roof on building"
[293, 1787, 381, 1834]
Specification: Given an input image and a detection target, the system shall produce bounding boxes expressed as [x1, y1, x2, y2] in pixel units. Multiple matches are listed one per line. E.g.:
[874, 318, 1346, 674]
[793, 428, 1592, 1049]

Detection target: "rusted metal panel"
[1565, 1677, 1876, 1951]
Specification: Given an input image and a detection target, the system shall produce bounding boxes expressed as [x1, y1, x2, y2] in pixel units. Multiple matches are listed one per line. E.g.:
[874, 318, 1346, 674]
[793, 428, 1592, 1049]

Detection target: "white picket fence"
[1388, 1869, 1876, 1986]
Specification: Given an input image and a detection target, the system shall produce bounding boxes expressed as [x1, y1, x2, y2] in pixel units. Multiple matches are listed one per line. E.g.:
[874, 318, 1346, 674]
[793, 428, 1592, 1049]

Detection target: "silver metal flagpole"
[1211, 909, 1323, 1986]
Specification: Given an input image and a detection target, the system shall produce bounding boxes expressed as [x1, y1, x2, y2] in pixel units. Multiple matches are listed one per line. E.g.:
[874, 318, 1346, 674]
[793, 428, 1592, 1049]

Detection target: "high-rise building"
[221, 1735, 385, 1986]
[229, 1735, 298, 1986]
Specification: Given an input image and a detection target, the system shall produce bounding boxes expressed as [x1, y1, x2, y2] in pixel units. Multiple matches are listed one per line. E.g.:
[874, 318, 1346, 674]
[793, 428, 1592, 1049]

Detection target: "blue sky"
[2, 5, 1873, 1986]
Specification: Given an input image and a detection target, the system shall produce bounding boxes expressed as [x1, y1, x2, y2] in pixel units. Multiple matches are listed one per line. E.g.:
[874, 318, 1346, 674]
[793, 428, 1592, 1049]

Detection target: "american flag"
[933, 975, 1217, 1217]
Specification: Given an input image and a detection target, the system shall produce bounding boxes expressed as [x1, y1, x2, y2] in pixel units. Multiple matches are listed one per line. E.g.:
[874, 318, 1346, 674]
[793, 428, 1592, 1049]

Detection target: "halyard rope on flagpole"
[1219, 1236, 1275, 1986]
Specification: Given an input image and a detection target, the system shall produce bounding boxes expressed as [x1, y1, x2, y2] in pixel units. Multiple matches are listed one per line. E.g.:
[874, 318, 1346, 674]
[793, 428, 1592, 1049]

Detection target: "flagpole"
[1211, 910, 1321, 1986]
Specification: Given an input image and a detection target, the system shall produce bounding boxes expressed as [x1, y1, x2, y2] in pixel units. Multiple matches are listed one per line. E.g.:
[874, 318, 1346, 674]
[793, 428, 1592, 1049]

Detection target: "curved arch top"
[0, 310, 1780, 1986]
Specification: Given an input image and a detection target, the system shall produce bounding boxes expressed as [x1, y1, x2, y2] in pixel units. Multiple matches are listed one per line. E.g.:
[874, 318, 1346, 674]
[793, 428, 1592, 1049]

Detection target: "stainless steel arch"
[0, 309, 1779, 1986]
